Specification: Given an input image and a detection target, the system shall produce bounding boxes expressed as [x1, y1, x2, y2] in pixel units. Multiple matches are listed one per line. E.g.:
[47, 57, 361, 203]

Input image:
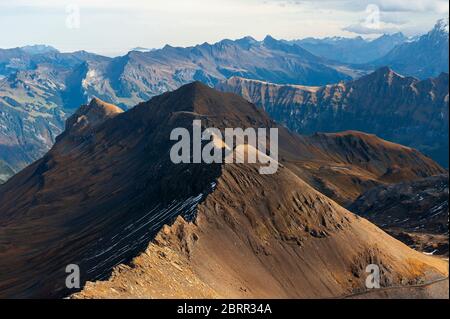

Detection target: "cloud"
[377, 0, 449, 13]
[340, 0, 447, 35]
[343, 22, 401, 35]
[279, 0, 449, 13]
[0, 0, 445, 54]
[3, 0, 448, 13]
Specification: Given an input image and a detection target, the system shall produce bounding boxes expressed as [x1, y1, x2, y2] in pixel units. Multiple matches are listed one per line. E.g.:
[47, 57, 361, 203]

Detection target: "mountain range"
[290, 32, 408, 64]
[216, 67, 449, 167]
[0, 19, 448, 184]
[293, 18, 449, 80]
[0, 37, 365, 183]
[0, 83, 447, 298]
[374, 18, 449, 79]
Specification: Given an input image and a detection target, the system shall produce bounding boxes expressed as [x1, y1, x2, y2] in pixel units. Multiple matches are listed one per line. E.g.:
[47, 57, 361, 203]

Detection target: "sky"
[0, 0, 448, 56]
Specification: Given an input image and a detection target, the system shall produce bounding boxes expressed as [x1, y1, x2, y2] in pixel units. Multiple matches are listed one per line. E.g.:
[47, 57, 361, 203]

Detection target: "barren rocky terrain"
[1, 83, 446, 298]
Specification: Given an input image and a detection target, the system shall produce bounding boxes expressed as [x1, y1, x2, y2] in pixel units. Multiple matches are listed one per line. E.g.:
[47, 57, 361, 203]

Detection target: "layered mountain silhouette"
[291, 33, 407, 64]
[374, 18, 449, 79]
[0, 83, 447, 298]
[1, 19, 448, 183]
[216, 67, 449, 167]
[0, 37, 365, 182]
[291, 19, 449, 80]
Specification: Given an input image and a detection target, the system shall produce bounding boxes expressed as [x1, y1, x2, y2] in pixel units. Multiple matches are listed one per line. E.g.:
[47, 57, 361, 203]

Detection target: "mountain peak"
[379, 32, 406, 41]
[65, 97, 123, 135]
[235, 36, 258, 48]
[20, 44, 59, 55]
[435, 17, 449, 34]
[263, 35, 277, 44]
[239, 36, 257, 42]
[374, 65, 394, 74]
[133, 81, 272, 132]
[88, 97, 123, 114]
[363, 66, 406, 84]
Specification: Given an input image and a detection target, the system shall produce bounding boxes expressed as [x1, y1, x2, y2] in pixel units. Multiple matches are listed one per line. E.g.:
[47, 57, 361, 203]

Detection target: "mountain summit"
[435, 18, 449, 34]
[375, 18, 449, 79]
[0, 83, 446, 298]
[65, 97, 123, 135]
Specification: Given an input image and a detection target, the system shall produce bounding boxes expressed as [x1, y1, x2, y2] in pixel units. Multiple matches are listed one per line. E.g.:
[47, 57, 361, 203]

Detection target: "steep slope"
[375, 18, 449, 79]
[349, 174, 449, 256]
[74, 162, 447, 299]
[288, 131, 445, 205]
[216, 67, 449, 167]
[0, 83, 447, 299]
[292, 33, 407, 64]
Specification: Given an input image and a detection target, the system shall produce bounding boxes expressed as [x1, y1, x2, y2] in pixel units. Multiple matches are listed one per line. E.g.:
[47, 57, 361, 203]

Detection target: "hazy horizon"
[0, 0, 448, 56]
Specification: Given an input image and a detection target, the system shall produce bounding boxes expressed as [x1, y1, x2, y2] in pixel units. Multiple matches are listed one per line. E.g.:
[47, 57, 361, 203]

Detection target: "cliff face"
[216, 68, 449, 167]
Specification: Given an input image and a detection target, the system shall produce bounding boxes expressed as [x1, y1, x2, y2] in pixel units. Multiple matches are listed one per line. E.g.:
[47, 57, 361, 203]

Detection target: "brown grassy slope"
[74, 162, 448, 298]
[286, 131, 445, 205]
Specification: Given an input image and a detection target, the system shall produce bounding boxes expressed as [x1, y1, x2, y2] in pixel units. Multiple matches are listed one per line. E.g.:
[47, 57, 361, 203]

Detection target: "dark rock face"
[0, 83, 223, 298]
[216, 68, 449, 167]
[349, 174, 449, 256]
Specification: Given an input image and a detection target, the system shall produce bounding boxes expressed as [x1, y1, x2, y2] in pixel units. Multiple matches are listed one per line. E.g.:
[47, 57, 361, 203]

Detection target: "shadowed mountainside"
[0, 83, 447, 298]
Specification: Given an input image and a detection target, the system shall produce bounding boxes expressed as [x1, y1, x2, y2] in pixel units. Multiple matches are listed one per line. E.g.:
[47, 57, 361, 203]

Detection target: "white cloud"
[268, 0, 448, 13]
[343, 22, 401, 35]
[378, 0, 449, 13]
[2, 0, 448, 13]
[0, 0, 446, 54]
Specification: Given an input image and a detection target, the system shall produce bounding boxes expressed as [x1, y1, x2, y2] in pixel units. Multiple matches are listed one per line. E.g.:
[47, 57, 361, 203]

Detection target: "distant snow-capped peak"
[435, 18, 449, 34]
